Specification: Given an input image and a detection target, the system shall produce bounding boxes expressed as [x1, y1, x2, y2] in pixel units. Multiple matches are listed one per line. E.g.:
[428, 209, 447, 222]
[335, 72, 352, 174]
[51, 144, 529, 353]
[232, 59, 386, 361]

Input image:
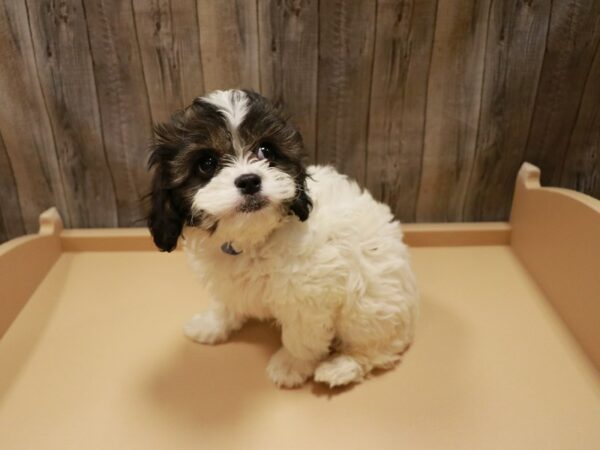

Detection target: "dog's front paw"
[183, 310, 231, 344]
[266, 348, 316, 388]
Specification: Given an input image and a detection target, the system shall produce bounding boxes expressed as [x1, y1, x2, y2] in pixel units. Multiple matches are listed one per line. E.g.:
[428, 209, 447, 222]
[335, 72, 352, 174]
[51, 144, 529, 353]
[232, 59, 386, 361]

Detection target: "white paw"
[183, 310, 230, 344]
[314, 355, 364, 387]
[266, 348, 316, 388]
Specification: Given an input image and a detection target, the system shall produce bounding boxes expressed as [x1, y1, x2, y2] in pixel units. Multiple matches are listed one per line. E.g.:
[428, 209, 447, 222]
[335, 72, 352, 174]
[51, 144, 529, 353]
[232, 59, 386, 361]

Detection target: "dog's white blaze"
[202, 89, 249, 156]
[202, 89, 249, 129]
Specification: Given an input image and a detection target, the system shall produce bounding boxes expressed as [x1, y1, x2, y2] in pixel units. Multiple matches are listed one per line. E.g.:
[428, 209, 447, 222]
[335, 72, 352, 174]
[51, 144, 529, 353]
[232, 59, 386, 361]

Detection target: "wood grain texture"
[1, 0, 599, 243]
[83, 0, 153, 227]
[26, 0, 118, 227]
[0, 132, 25, 242]
[366, 0, 438, 222]
[258, 0, 319, 163]
[197, 0, 260, 91]
[524, 0, 600, 187]
[463, 0, 551, 221]
[416, 0, 492, 222]
[0, 0, 70, 232]
[132, 0, 205, 123]
[561, 35, 600, 198]
[316, 0, 377, 183]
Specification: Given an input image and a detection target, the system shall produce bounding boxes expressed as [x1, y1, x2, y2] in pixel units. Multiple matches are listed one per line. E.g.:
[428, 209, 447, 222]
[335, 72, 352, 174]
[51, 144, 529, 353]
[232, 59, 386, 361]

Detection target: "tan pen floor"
[0, 246, 599, 450]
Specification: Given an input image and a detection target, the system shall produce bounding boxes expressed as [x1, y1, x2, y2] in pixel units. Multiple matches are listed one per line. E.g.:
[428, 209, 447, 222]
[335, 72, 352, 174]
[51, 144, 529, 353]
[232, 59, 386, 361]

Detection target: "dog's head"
[147, 89, 312, 252]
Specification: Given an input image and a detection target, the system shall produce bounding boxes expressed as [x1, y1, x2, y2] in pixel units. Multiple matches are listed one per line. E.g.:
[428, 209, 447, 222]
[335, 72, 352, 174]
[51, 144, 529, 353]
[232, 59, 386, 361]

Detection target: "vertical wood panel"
[463, 0, 551, 221]
[83, 0, 153, 227]
[132, 0, 205, 123]
[258, 0, 318, 163]
[317, 0, 377, 184]
[561, 39, 600, 198]
[1, 0, 600, 243]
[524, 0, 600, 186]
[0, 132, 25, 241]
[416, 0, 492, 222]
[26, 0, 118, 227]
[366, 0, 438, 222]
[0, 0, 70, 232]
[197, 0, 260, 91]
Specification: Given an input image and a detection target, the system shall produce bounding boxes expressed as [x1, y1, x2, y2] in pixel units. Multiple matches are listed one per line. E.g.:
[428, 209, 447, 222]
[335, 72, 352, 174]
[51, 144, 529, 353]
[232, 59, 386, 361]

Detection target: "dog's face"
[147, 90, 312, 252]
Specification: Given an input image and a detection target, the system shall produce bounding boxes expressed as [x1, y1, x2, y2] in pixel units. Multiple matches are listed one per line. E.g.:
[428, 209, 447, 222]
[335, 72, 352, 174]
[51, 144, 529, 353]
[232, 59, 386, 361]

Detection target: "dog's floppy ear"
[147, 125, 185, 252]
[290, 173, 312, 222]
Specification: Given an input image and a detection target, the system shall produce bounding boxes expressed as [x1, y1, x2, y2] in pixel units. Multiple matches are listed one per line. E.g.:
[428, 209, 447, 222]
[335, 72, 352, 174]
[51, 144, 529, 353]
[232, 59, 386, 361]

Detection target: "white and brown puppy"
[148, 89, 418, 388]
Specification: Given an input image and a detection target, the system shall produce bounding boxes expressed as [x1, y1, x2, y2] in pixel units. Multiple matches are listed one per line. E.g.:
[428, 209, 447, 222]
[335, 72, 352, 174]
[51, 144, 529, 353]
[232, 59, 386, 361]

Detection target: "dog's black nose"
[235, 173, 262, 195]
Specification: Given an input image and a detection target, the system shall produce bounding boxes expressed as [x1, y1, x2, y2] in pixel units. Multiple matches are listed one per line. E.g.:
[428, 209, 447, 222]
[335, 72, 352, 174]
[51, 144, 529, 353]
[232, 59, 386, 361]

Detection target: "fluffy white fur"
[183, 165, 419, 388]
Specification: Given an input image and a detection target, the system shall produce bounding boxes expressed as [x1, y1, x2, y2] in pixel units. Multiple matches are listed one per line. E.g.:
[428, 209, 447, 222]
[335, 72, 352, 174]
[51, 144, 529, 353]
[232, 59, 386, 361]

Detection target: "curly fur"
[148, 89, 419, 388]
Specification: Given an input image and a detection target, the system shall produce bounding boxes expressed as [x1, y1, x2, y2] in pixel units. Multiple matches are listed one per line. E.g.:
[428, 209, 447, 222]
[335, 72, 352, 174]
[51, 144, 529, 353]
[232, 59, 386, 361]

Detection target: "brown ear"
[147, 126, 185, 252]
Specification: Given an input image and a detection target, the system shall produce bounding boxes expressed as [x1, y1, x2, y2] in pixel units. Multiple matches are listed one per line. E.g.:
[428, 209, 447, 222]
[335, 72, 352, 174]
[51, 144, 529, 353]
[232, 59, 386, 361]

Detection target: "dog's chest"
[210, 251, 281, 318]
[187, 227, 349, 319]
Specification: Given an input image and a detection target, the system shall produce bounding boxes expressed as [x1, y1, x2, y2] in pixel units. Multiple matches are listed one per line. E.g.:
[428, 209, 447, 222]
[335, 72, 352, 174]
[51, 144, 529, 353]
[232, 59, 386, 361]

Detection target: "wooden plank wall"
[0, 0, 599, 243]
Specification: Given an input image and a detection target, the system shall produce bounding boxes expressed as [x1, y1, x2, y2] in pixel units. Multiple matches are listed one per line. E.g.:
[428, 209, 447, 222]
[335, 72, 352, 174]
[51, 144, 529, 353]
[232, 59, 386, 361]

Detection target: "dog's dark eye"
[256, 142, 276, 160]
[198, 151, 218, 176]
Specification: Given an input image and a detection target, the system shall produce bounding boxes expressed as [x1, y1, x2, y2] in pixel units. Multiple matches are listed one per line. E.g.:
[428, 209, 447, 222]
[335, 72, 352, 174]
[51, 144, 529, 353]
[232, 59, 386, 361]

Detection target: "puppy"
[148, 89, 418, 388]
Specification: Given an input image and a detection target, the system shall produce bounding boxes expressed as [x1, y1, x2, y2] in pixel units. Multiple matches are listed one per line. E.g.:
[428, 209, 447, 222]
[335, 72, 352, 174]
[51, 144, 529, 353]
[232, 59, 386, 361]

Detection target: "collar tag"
[221, 241, 242, 256]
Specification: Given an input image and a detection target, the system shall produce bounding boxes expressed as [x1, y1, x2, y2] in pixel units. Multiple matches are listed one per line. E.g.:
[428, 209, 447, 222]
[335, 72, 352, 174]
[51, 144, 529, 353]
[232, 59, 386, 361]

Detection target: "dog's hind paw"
[266, 348, 316, 388]
[314, 355, 364, 387]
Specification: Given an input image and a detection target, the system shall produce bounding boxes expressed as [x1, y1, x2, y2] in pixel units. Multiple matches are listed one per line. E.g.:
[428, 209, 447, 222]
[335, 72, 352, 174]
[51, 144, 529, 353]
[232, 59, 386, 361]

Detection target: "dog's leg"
[266, 347, 318, 388]
[266, 319, 333, 388]
[183, 303, 244, 344]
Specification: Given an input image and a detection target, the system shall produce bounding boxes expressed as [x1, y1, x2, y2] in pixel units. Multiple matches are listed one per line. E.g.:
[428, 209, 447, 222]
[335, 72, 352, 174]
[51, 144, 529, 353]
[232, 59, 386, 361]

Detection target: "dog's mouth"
[237, 195, 268, 213]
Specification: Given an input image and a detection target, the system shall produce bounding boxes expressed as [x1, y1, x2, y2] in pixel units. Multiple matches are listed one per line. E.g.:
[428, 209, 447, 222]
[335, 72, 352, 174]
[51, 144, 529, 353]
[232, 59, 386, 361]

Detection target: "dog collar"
[221, 241, 242, 256]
